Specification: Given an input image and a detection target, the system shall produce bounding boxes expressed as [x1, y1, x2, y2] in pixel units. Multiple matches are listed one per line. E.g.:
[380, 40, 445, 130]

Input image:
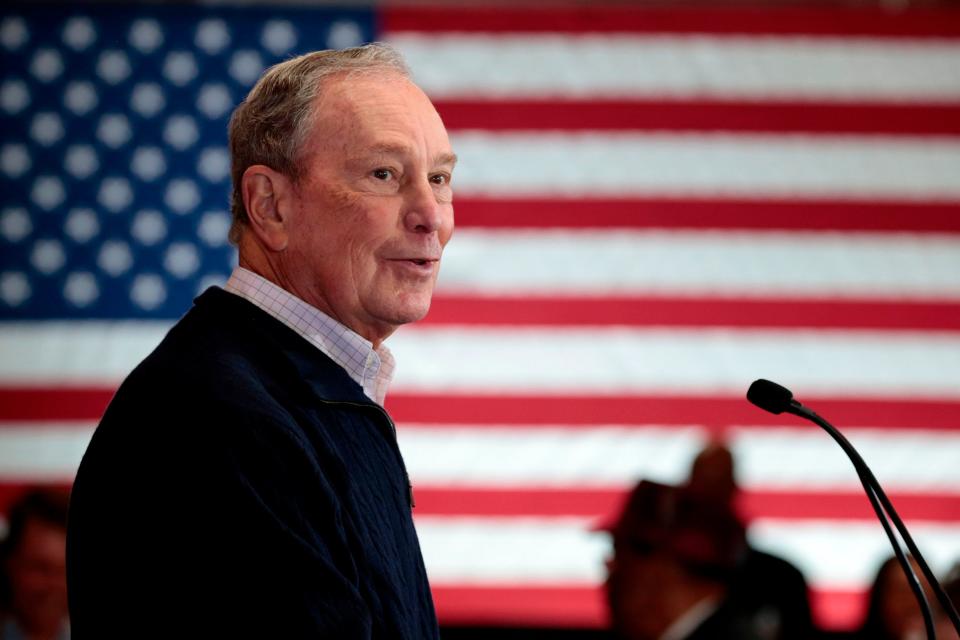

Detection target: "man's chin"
[374, 293, 434, 328]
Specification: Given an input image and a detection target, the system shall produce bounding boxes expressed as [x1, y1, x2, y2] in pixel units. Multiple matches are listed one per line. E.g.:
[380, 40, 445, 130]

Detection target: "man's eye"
[372, 168, 393, 181]
[431, 174, 449, 186]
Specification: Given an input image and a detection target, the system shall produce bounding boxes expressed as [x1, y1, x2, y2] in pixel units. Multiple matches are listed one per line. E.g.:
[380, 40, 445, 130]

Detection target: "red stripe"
[437, 100, 960, 136]
[387, 394, 960, 431]
[811, 589, 868, 632]
[4, 390, 959, 430]
[432, 584, 864, 631]
[412, 488, 960, 523]
[452, 197, 960, 232]
[0, 387, 113, 421]
[424, 295, 960, 331]
[383, 6, 960, 37]
[433, 584, 606, 628]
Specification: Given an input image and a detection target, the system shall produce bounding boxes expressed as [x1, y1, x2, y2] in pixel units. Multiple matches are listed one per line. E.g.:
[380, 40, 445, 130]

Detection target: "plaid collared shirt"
[223, 266, 395, 406]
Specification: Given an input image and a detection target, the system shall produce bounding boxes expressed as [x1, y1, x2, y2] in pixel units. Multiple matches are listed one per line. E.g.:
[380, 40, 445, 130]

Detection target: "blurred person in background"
[685, 442, 813, 638]
[0, 489, 70, 640]
[603, 442, 814, 640]
[67, 42, 455, 638]
[938, 563, 960, 640]
[604, 479, 757, 639]
[858, 555, 954, 640]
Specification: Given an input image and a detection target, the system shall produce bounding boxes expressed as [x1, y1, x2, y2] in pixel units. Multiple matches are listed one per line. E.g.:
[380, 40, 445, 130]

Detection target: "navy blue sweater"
[67, 287, 439, 639]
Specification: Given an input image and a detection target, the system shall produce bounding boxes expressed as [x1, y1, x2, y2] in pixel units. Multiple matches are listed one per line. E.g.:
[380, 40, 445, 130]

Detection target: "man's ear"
[241, 164, 294, 252]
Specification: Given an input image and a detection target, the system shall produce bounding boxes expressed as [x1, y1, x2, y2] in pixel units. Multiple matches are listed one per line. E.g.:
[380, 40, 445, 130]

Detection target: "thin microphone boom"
[747, 379, 960, 640]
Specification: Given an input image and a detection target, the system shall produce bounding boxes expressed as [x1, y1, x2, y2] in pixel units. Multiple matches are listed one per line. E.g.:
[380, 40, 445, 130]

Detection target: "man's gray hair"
[227, 42, 410, 245]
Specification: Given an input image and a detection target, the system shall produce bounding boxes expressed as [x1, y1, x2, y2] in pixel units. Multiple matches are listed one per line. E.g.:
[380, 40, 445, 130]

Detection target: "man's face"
[279, 72, 455, 344]
[5, 518, 68, 632]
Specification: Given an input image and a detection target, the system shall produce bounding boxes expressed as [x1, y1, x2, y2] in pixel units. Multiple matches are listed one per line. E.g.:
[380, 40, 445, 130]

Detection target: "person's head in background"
[685, 440, 738, 508]
[935, 562, 960, 640]
[860, 555, 939, 640]
[0, 489, 70, 640]
[604, 480, 745, 640]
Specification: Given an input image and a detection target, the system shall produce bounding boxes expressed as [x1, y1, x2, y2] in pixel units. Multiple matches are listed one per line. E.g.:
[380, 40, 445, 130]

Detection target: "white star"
[195, 19, 230, 55]
[30, 238, 67, 275]
[63, 271, 99, 307]
[1, 144, 31, 178]
[30, 48, 64, 83]
[64, 81, 98, 115]
[164, 242, 201, 278]
[31, 176, 66, 211]
[131, 209, 167, 246]
[97, 177, 134, 213]
[96, 50, 132, 85]
[0, 272, 31, 307]
[0, 80, 30, 114]
[1, 207, 32, 243]
[130, 274, 167, 311]
[128, 18, 164, 54]
[262, 20, 297, 55]
[165, 179, 201, 215]
[130, 83, 166, 118]
[63, 16, 97, 51]
[64, 208, 100, 243]
[64, 145, 100, 180]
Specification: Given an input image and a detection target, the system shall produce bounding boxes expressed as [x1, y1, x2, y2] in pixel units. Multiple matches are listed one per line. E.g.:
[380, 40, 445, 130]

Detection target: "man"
[0, 490, 71, 640]
[67, 43, 455, 638]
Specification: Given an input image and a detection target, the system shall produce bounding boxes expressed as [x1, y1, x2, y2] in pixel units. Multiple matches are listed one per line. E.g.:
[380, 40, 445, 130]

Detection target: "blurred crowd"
[0, 445, 958, 639]
[602, 442, 960, 640]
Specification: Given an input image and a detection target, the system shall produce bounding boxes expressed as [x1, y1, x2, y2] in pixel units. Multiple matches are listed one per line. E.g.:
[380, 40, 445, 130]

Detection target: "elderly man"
[67, 44, 454, 638]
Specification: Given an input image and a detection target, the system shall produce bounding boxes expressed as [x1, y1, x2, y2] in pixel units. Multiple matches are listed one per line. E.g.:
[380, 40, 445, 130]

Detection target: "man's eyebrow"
[365, 143, 409, 157]
[356, 144, 458, 167]
[436, 152, 458, 167]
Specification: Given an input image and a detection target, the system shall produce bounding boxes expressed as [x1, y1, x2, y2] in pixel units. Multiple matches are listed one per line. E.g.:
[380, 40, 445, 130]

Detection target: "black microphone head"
[747, 379, 795, 415]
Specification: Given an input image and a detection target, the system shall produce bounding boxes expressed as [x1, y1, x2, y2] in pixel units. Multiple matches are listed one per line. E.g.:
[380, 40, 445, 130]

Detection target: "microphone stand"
[792, 403, 937, 639]
[748, 380, 960, 639]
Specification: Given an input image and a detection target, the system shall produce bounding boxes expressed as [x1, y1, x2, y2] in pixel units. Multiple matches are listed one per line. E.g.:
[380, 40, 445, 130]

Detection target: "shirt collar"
[658, 595, 722, 640]
[223, 266, 394, 406]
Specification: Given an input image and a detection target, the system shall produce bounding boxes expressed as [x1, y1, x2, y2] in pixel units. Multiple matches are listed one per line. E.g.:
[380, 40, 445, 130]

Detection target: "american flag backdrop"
[2, 3, 960, 632]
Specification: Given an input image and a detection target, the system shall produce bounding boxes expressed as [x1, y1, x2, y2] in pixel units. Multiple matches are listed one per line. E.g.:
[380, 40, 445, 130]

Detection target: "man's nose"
[403, 179, 444, 234]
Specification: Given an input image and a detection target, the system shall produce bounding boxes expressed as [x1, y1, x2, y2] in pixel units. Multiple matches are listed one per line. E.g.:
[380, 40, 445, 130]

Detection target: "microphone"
[745, 378, 797, 415]
[747, 379, 960, 639]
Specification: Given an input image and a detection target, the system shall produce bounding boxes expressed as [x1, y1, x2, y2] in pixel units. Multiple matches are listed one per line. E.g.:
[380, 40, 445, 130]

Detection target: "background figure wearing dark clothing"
[0, 489, 70, 640]
[686, 443, 814, 639]
[857, 555, 960, 640]
[603, 441, 813, 640]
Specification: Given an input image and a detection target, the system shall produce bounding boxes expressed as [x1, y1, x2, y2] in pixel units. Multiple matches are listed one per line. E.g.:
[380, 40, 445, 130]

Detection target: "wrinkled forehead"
[308, 71, 449, 154]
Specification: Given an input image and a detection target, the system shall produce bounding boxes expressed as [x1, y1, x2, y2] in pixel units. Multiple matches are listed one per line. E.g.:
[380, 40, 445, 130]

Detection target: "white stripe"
[748, 519, 960, 589]
[448, 132, 960, 198]
[389, 34, 960, 101]
[415, 516, 960, 589]
[397, 425, 960, 492]
[0, 321, 169, 385]
[439, 230, 960, 298]
[389, 327, 960, 397]
[0, 424, 94, 480]
[3, 422, 957, 493]
[417, 516, 608, 583]
[4, 324, 960, 396]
